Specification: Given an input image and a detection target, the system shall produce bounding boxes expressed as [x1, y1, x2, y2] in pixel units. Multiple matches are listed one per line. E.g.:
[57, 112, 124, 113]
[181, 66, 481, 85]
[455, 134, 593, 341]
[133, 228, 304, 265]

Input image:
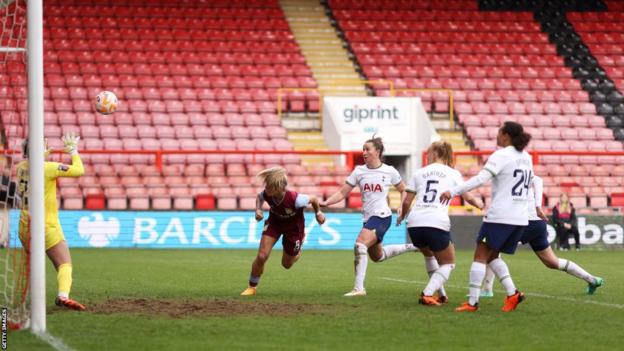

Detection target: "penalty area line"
[380, 277, 624, 310]
[34, 331, 75, 351]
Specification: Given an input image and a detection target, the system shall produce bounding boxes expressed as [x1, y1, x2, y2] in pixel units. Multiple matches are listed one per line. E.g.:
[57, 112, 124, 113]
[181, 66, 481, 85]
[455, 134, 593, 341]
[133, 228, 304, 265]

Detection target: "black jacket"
[551, 202, 577, 230]
[0, 174, 18, 208]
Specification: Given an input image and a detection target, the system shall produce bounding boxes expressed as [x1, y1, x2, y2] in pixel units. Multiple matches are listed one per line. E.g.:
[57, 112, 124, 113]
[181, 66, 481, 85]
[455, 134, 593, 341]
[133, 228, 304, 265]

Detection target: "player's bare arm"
[308, 196, 326, 224]
[441, 170, 493, 205]
[321, 183, 354, 207]
[255, 193, 264, 221]
[397, 190, 416, 226]
[462, 192, 484, 210]
[393, 181, 406, 217]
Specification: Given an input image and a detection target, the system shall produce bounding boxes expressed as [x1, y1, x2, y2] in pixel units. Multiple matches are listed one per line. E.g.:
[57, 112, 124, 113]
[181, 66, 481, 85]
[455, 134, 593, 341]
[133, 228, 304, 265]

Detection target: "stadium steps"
[287, 131, 336, 167]
[281, 113, 322, 130]
[280, 0, 367, 97]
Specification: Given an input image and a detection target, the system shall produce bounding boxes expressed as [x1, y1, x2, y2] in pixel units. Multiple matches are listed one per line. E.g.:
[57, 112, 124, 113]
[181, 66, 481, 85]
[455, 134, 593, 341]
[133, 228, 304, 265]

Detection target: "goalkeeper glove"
[62, 133, 80, 155]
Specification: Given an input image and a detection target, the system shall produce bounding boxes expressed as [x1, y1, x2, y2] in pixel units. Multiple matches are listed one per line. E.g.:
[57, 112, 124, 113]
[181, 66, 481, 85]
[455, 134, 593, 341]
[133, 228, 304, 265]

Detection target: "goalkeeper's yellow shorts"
[19, 217, 65, 251]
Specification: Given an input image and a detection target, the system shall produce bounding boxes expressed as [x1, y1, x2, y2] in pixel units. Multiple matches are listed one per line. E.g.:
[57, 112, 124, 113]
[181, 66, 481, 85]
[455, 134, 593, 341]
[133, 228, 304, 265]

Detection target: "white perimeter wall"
[322, 96, 438, 177]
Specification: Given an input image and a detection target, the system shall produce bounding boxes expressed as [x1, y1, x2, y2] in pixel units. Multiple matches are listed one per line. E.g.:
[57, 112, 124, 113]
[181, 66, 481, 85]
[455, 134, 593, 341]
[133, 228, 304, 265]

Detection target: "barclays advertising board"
[6, 211, 408, 249]
[6, 211, 623, 250]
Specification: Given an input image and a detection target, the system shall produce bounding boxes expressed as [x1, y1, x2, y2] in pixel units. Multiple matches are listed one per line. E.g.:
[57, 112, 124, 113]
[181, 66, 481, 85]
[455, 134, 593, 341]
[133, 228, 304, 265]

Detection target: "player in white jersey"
[322, 136, 416, 296]
[440, 121, 533, 312]
[478, 175, 604, 296]
[397, 141, 483, 306]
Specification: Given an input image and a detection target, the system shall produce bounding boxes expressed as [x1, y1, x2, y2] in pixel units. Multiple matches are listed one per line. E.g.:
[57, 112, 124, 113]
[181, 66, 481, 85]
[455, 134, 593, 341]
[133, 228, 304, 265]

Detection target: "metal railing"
[394, 88, 454, 128]
[47, 149, 362, 171]
[276, 79, 396, 128]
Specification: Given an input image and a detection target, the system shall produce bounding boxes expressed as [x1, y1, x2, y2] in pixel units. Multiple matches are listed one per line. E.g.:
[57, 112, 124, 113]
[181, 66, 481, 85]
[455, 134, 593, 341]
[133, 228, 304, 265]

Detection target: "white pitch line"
[381, 277, 624, 310]
[34, 331, 75, 351]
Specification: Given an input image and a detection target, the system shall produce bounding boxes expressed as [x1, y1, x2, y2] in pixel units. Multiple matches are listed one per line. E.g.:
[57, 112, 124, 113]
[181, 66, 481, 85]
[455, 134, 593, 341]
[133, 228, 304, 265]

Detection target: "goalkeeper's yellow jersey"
[16, 154, 84, 226]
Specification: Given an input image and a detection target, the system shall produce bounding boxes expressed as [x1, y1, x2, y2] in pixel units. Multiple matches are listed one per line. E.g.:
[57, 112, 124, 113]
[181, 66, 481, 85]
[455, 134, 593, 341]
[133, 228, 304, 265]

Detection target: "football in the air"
[94, 91, 118, 115]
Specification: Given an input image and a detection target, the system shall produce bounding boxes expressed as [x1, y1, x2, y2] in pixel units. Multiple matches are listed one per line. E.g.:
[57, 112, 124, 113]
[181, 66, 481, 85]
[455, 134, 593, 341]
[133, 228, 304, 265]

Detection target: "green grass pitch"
[6, 248, 623, 350]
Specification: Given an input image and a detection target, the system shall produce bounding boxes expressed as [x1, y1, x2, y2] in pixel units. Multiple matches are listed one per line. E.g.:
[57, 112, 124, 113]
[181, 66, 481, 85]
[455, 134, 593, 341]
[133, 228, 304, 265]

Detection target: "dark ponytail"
[501, 121, 531, 151]
[365, 135, 385, 159]
[22, 138, 29, 158]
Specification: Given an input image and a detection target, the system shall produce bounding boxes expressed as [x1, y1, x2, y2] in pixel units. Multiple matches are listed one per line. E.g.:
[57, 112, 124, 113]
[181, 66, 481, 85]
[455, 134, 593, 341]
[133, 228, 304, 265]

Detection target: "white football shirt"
[346, 163, 402, 222]
[406, 163, 464, 231]
[482, 146, 533, 225]
[527, 175, 543, 221]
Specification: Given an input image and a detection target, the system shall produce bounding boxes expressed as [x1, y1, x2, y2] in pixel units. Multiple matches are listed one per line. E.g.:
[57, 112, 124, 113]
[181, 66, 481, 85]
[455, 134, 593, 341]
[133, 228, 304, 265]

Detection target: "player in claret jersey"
[441, 121, 533, 312]
[322, 136, 417, 297]
[478, 175, 604, 297]
[240, 167, 325, 296]
[397, 141, 483, 306]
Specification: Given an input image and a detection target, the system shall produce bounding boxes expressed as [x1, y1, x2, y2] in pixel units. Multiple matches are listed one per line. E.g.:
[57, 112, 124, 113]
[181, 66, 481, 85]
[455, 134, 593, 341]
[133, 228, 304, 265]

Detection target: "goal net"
[0, 0, 29, 330]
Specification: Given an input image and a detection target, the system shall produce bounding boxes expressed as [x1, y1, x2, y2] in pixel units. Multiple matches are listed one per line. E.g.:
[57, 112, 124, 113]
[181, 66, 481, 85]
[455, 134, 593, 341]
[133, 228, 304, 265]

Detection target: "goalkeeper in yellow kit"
[16, 133, 86, 311]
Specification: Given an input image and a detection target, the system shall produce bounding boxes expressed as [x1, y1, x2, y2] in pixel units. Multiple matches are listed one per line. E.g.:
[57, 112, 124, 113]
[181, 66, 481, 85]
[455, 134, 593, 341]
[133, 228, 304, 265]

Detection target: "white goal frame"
[26, 0, 45, 333]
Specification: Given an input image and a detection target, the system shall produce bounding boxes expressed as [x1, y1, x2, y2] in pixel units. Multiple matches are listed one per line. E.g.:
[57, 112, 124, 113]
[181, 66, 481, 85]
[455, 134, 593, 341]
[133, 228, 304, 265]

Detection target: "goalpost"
[0, 0, 46, 333]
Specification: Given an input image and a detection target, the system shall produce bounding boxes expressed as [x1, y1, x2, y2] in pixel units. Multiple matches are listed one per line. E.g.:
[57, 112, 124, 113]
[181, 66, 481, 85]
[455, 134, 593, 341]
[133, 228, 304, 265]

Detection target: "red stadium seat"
[103, 187, 127, 210]
[196, 193, 215, 210]
[127, 188, 150, 210]
[347, 193, 362, 209]
[610, 193, 624, 208]
[151, 187, 172, 210]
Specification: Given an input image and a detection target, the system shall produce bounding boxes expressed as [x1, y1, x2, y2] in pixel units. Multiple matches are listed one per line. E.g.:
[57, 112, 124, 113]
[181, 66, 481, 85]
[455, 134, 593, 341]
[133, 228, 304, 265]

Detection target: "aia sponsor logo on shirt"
[363, 183, 383, 192]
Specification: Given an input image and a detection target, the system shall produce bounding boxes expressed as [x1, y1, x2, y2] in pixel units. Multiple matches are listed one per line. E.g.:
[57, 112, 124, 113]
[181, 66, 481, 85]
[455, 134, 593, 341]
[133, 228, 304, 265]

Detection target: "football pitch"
[7, 248, 624, 350]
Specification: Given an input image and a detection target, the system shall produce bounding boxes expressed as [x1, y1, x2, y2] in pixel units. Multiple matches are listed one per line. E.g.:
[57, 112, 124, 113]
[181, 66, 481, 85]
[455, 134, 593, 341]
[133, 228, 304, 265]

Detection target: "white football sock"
[468, 262, 487, 306]
[558, 259, 595, 284]
[378, 243, 417, 262]
[425, 256, 447, 297]
[423, 264, 455, 296]
[425, 255, 439, 273]
[489, 258, 517, 296]
[354, 243, 368, 290]
[482, 266, 495, 292]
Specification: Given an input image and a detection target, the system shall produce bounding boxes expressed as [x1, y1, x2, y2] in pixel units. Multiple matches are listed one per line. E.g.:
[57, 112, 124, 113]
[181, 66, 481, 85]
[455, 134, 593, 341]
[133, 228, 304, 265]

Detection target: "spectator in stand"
[1, 156, 19, 248]
[1, 159, 19, 209]
[552, 193, 580, 251]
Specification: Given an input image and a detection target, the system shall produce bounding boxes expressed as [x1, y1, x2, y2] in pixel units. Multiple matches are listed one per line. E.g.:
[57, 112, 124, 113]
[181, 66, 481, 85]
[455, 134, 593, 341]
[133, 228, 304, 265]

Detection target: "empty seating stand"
[330, 0, 624, 212]
[0, 0, 363, 210]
